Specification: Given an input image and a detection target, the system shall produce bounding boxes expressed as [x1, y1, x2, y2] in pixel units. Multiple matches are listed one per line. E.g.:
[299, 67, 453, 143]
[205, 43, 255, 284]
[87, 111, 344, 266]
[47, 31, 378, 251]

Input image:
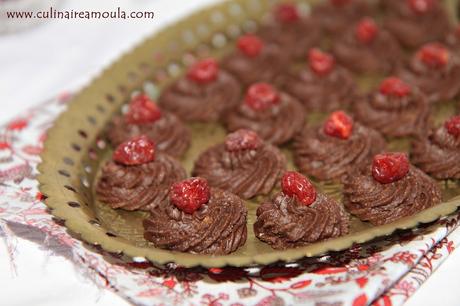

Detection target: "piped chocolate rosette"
[257, 3, 322, 60]
[382, 0, 451, 48]
[343, 152, 442, 225]
[399, 43, 460, 103]
[96, 136, 187, 211]
[411, 115, 460, 179]
[193, 129, 286, 199]
[254, 171, 350, 250]
[332, 17, 404, 74]
[158, 58, 242, 122]
[278, 48, 357, 111]
[106, 94, 191, 158]
[221, 34, 289, 87]
[294, 111, 386, 181]
[352, 77, 430, 137]
[143, 177, 247, 255]
[224, 83, 305, 145]
[311, 0, 374, 35]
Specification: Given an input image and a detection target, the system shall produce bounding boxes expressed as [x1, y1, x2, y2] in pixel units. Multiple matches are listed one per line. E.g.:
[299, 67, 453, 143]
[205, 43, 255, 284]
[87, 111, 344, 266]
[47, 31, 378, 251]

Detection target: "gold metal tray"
[38, 0, 460, 267]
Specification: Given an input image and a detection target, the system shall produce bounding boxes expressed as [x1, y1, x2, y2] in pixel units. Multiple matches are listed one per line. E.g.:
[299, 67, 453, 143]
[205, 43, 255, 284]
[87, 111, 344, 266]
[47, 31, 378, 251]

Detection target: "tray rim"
[37, 0, 460, 268]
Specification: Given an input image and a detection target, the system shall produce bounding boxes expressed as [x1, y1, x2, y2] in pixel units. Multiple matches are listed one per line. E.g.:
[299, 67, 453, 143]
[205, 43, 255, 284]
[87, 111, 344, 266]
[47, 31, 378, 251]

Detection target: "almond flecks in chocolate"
[323, 111, 353, 139]
[281, 171, 317, 206]
[113, 135, 155, 166]
[170, 177, 211, 214]
[372, 152, 410, 184]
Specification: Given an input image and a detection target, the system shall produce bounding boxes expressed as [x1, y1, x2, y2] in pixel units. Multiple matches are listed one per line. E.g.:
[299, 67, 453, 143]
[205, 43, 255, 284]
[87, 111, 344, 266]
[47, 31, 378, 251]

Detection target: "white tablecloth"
[1, 1, 459, 305]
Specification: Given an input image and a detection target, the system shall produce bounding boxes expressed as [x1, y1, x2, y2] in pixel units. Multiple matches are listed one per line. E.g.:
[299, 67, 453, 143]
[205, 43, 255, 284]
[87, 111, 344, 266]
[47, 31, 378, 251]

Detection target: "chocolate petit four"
[254, 171, 349, 249]
[224, 82, 305, 145]
[294, 111, 386, 181]
[343, 152, 442, 225]
[382, 0, 451, 48]
[399, 43, 460, 103]
[107, 94, 191, 158]
[278, 48, 357, 111]
[411, 115, 460, 179]
[193, 129, 286, 199]
[332, 17, 404, 74]
[221, 34, 289, 87]
[159, 58, 242, 122]
[143, 177, 247, 255]
[353, 77, 430, 137]
[96, 136, 186, 211]
[257, 3, 322, 60]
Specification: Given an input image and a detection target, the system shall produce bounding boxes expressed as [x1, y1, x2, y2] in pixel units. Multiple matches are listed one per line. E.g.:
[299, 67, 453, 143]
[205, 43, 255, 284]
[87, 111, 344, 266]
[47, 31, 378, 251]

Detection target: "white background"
[1, 0, 460, 305]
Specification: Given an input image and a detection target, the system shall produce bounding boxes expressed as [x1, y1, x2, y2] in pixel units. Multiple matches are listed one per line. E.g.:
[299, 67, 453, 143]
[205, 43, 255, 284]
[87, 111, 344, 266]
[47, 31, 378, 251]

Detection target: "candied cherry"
[237, 34, 264, 58]
[187, 58, 219, 84]
[125, 94, 162, 125]
[281, 171, 317, 206]
[308, 48, 335, 76]
[355, 17, 379, 44]
[275, 3, 300, 23]
[444, 115, 460, 137]
[416, 43, 450, 69]
[372, 152, 410, 184]
[379, 77, 412, 98]
[225, 129, 262, 151]
[170, 177, 211, 214]
[323, 111, 354, 139]
[244, 82, 280, 111]
[408, 0, 435, 14]
[113, 135, 155, 166]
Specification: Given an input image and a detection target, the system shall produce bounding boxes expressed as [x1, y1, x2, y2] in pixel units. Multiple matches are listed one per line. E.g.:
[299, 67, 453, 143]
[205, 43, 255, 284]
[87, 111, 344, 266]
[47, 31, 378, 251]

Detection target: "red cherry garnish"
[237, 34, 264, 58]
[416, 43, 450, 69]
[330, 0, 352, 6]
[113, 135, 155, 166]
[187, 58, 219, 84]
[308, 48, 335, 76]
[170, 177, 211, 214]
[407, 0, 435, 14]
[275, 3, 300, 23]
[379, 77, 412, 98]
[125, 94, 162, 125]
[244, 82, 280, 111]
[323, 111, 354, 139]
[444, 115, 460, 137]
[225, 129, 262, 151]
[281, 171, 317, 206]
[372, 152, 410, 184]
[355, 17, 379, 44]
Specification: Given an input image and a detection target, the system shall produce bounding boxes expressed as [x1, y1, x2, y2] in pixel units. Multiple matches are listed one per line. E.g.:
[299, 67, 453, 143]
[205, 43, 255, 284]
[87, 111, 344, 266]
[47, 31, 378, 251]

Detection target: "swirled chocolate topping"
[224, 84, 305, 145]
[352, 77, 430, 137]
[445, 26, 460, 52]
[343, 164, 442, 225]
[221, 36, 289, 87]
[382, 0, 451, 48]
[399, 44, 460, 103]
[411, 116, 460, 179]
[254, 192, 349, 249]
[311, 0, 373, 35]
[332, 18, 404, 74]
[107, 111, 191, 158]
[96, 153, 187, 211]
[294, 118, 386, 182]
[278, 64, 357, 112]
[158, 59, 242, 122]
[143, 187, 247, 255]
[193, 130, 287, 199]
[256, 4, 322, 60]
